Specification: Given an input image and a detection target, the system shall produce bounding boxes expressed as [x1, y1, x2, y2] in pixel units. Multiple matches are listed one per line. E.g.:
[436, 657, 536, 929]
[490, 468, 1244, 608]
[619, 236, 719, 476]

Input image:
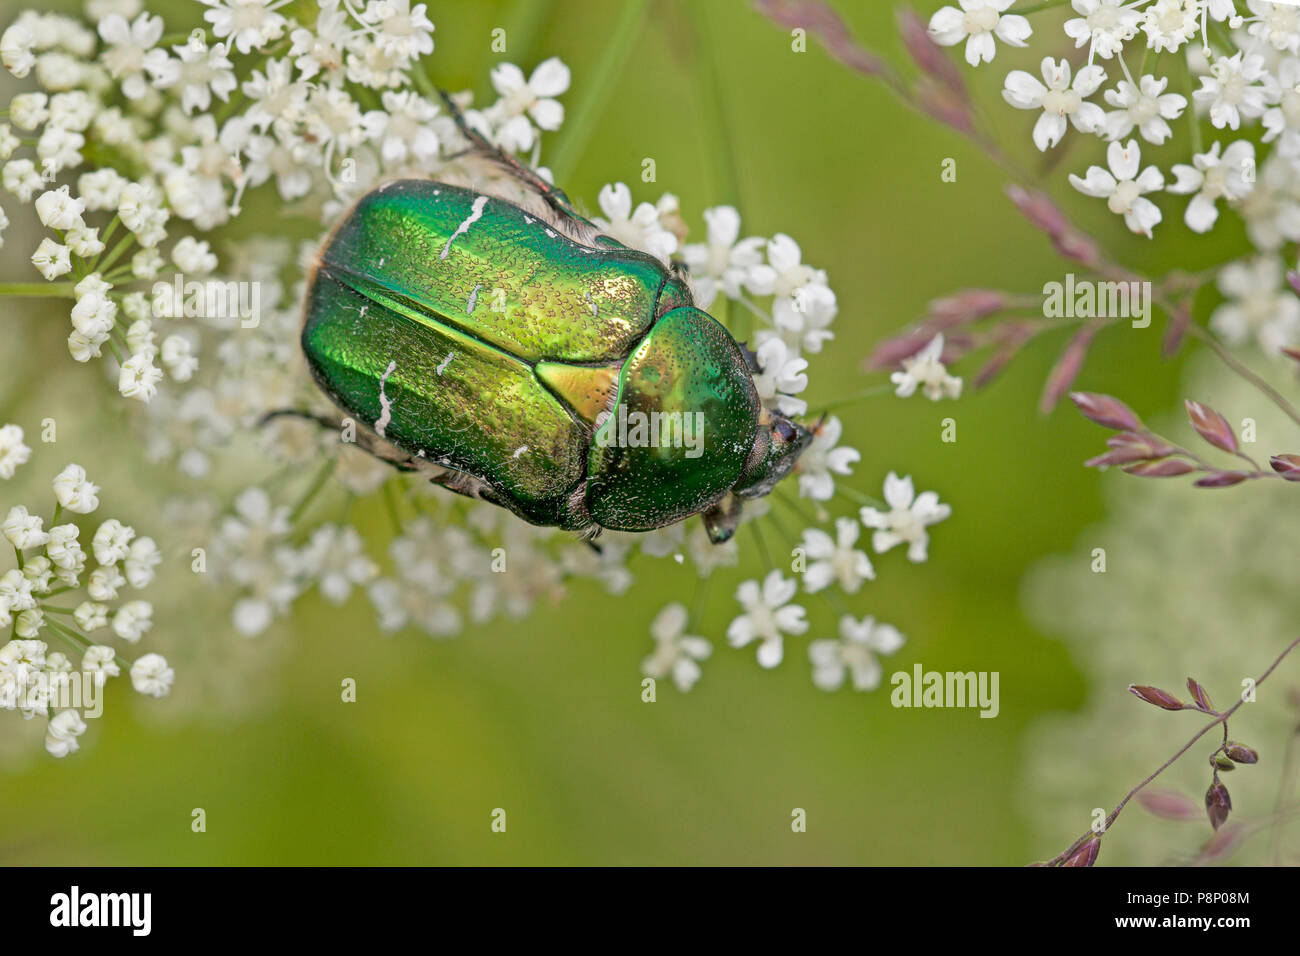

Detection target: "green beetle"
[299, 175, 811, 544]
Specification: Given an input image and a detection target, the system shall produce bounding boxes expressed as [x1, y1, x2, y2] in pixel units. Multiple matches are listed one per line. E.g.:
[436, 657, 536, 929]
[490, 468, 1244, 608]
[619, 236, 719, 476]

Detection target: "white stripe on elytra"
[440, 195, 489, 260]
[375, 360, 397, 437]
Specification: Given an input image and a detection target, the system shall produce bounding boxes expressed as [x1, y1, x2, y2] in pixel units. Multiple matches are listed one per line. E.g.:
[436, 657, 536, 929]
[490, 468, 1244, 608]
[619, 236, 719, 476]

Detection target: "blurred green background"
[0, 0, 1233, 865]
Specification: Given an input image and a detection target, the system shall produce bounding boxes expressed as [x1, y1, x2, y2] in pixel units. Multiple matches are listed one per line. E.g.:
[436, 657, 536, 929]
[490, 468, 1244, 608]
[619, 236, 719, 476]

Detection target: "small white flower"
[1195, 53, 1275, 131]
[15, 607, 43, 638]
[112, 600, 152, 642]
[1140, 0, 1200, 53]
[363, 90, 440, 166]
[4, 158, 44, 202]
[726, 570, 808, 668]
[360, 0, 435, 61]
[797, 416, 860, 502]
[66, 225, 104, 258]
[161, 334, 199, 382]
[44, 709, 86, 758]
[928, 0, 1031, 66]
[641, 602, 712, 692]
[88, 565, 125, 602]
[1102, 75, 1187, 144]
[0, 424, 31, 479]
[168, 39, 237, 114]
[1211, 256, 1300, 354]
[118, 353, 163, 402]
[1068, 139, 1165, 237]
[22, 555, 52, 594]
[74, 601, 108, 632]
[300, 524, 377, 604]
[34, 185, 86, 231]
[92, 518, 134, 565]
[860, 472, 952, 563]
[0, 569, 36, 621]
[46, 525, 85, 576]
[71, 290, 117, 339]
[1168, 140, 1256, 232]
[770, 282, 838, 355]
[8, 92, 49, 130]
[1245, 0, 1299, 54]
[745, 233, 827, 307]
[3, 505, 49, 550]
[97, 12, 166, 99]
[82, 645, 120, 682]
[52, 463, 99, 514]
[800, 518, 875, 593]
[486, 57, 569, 152]
[1064, 0, 1142, 60]
[753, 337, 809, 417]
[31, 238, 72, 280]
[1, 22, 36, 77]
[891, 334, 963, 400]
[200, 0, 286, 55]
[681, 206, 765, 309]
[809, 616, 905, 692]
[130, 652, 173, 697]
[124, 536, 161, 588]
[592, 183, 678, 262]
[1002, 57, 1106, 151]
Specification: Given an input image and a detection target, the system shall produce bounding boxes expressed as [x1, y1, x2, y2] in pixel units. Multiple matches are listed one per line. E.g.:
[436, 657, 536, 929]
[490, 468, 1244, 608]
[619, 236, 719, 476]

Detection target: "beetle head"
[732, 410, 814, 500]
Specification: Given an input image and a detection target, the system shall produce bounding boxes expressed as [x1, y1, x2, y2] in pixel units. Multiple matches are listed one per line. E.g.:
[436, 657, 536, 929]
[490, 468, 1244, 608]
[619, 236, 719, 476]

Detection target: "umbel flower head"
[0, 426, 173, 759]
[0, 1, 954, 703]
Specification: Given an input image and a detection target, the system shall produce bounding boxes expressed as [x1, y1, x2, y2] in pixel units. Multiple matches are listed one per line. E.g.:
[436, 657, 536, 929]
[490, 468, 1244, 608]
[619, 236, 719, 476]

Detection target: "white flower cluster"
[0, 426, 172, 758]
[1, 2, 953, 703]
[647, 471, 949, 693]
[929, 0, 1300, 353]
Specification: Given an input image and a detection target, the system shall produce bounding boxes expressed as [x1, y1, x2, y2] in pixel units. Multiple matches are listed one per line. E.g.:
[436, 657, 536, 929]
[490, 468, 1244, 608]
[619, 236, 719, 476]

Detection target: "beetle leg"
[702, 495, 744, 545]
[258, 408, 421, 472]
[435, 88, 588, 227]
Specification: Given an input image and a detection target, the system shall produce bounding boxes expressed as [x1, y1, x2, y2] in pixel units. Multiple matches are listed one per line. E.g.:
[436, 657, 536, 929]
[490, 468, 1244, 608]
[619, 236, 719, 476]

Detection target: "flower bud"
[1185, 400, 1237, 454]
[1223, 742, 1259, 765]
[1123, 459, 1197, 477]
[1070, 392, 1142, 431]
[1129, 684, 1186, 710]
[1269, 455, 1300, 481]
[1063, 835, 1101, 867]
[1205, 778, 1232, 830]
[1186, 678, 1214, 712]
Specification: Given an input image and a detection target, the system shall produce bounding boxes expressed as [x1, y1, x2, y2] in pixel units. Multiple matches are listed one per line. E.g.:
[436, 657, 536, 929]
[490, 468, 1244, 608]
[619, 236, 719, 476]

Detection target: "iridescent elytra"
[300, 177, 811, 543]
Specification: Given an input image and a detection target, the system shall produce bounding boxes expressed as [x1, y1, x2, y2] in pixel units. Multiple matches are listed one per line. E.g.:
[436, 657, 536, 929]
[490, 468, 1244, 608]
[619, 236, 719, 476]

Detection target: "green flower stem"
[93, 232, 137, 277]
[1009, 0, 1070, 13]
[835, 485, 886, 511]
[774, 489, 823, 529]
[690, 572, 712, 631]
[748, 520, 775, 574]
[502, 0, 554, 65]
[289, 457, 338, 524]
[0, 282, 76, 298]
[1183, 61, 1204, 155]
[816, 384, 893, 413]
[547, 0, 648, 184]
[44, 616, 131, 673]
[382, 478, 404, 534]
[687, 0, 741, 210]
